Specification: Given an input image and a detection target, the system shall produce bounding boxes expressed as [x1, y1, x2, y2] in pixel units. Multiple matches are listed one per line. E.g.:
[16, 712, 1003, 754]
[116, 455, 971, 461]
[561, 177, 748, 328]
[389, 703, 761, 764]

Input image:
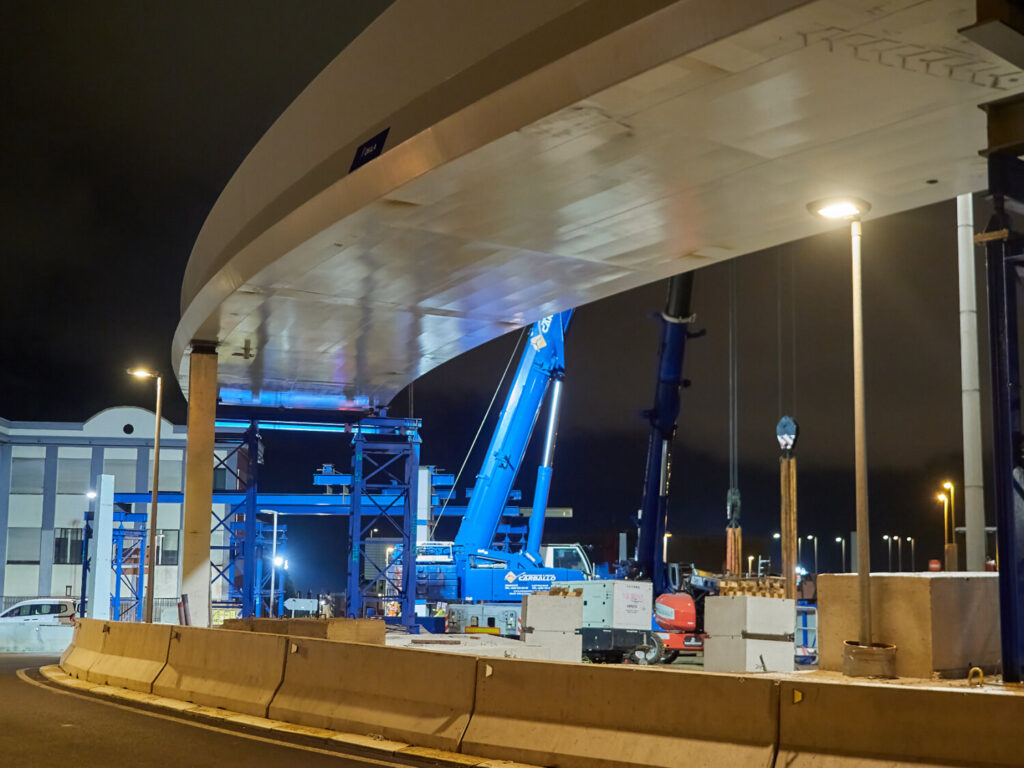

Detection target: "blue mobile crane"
[410, 310, 589, 623]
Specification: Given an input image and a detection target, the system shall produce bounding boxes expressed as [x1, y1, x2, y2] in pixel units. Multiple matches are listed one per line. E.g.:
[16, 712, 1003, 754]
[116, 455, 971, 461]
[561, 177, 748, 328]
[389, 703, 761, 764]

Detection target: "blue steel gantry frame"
[347, 415, 420, 628]
[982, 150, 1024, 683]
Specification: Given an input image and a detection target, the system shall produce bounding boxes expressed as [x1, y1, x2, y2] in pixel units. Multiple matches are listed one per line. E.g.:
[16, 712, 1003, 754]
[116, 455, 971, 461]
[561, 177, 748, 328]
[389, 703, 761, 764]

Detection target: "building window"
[157, 529, 179, 566]
[213, 467, 229, 491]
[11, 458, 45, 494]
[57, 458, 92, 494]
[54, 528, 85, 565]
[6, 527, 41, 564]
[102, 458, 137, 493]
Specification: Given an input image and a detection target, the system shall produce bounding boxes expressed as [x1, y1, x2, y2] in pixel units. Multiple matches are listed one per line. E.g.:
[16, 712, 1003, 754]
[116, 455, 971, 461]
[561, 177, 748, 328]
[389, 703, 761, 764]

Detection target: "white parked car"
[0, 598, 77, 625]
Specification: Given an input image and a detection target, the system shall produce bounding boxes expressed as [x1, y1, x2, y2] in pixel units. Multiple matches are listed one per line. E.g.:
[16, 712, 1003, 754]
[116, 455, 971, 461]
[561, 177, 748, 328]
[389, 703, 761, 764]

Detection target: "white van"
[0, 598, 77, 625]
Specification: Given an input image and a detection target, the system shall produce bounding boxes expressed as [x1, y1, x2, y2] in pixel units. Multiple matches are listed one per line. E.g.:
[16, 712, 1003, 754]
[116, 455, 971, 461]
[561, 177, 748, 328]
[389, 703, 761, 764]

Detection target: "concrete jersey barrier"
[86, 621, 171, 692]
[268, 637, 477, 751]
[462, 658, 779, 768]
[778, 679, 1024, 767]
[152, 626, 288, 717]
[60, 619, 106, 680]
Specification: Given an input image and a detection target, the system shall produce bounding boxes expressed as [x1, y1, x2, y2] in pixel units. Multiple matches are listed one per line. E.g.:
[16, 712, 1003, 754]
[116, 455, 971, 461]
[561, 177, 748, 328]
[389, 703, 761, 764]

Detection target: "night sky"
[0, 4, 994, 591]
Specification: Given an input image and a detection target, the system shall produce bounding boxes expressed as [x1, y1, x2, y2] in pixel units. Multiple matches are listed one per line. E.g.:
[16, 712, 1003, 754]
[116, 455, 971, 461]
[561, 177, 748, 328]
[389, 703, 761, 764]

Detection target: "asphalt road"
[0, 654, 394, 768]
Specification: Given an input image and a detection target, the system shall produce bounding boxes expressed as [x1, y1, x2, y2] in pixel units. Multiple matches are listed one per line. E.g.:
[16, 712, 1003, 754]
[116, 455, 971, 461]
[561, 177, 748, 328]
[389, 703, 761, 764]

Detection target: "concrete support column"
[37, 446, 58, 596]
[86, 474, 114, 620]
[0, 443, 11, 594]
[181, 345, 218, 627]
[957, 194, 987, 571]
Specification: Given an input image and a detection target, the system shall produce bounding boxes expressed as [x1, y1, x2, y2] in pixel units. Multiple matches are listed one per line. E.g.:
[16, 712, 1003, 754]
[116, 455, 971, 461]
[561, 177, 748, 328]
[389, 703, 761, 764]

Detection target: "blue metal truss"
[347, 416, 420, 629]
[111, 508, 146, 621]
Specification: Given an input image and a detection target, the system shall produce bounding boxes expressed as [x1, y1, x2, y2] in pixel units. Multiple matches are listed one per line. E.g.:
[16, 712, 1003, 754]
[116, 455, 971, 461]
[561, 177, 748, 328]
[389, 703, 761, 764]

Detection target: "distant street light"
[883, 535, 893, 571]
[747, 554, 754, 577]
[806, 535, 819, 576]
[907, 537, 915, 571]
[943, 480, 956, 549]
[128, 367, 162, 624]
[894, 535, 903, 571]
[86, 490, 97, 500]
[836, 536, 847, 572]
[937, 493, 950, 546]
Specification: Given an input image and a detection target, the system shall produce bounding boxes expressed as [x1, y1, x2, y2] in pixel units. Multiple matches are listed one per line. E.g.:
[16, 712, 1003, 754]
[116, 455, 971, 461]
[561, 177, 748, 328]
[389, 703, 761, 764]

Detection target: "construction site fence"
[58, 618, 1023, 768]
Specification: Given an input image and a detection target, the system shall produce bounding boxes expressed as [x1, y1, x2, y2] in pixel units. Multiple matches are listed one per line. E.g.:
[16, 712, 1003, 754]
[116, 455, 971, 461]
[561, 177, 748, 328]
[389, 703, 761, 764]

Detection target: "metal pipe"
[957, 194, 986, 571]
[851, 219, 872, 646]
[144, 375, 162, 623]
[527, 379, 563, 557]
[269, 509, 278, 616]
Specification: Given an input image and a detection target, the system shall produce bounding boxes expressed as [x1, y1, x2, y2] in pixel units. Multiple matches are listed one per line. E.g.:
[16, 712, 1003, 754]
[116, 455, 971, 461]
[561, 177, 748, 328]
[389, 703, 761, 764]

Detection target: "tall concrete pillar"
[181, 345, 218, 627]
[86, 475, 114, 620]
[957, 194, 986, 571]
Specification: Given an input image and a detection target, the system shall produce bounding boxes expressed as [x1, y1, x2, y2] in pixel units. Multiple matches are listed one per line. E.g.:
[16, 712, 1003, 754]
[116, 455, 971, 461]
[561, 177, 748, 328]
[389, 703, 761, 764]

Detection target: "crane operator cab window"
[551, 545, 590, 574]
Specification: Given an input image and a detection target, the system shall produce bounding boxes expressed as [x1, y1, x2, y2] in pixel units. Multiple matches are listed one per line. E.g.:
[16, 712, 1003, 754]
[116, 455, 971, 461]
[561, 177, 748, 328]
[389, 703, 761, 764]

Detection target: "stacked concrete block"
[703, 595, 795, 673]
[521, 593, 583, 662]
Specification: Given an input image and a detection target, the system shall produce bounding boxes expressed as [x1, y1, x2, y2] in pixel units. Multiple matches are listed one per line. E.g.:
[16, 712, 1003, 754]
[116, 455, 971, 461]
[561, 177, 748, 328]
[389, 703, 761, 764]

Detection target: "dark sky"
[0, 3, 991, 589]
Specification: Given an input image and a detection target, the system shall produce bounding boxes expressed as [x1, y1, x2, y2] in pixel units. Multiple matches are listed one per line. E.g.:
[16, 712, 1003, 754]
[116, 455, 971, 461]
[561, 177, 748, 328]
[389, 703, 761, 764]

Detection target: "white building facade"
[0, 407, 194, 610]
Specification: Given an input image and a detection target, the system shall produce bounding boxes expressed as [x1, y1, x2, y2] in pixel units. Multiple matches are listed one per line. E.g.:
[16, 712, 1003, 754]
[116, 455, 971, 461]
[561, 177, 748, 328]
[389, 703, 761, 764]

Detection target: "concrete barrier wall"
[268, 637, 476, 751]
[0, 623, 73, 654]
[779, 679, 1024, 767]
[224, 616, 386, 645]
[60, 619, 105, 679]
[461, 658, 779, 768]
[87, 621, 170, 692]
[152, 627, 288, 717]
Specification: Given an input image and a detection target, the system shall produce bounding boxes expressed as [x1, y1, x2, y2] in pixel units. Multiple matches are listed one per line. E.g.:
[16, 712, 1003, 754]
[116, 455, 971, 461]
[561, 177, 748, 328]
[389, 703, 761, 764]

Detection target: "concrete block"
[818, 573, 1000, 678]
[703, 636, 794, 673]
[523, 629, 582, 662]
[310, 618, 385, 645]
[87, 621, 170, 692]
[778, 678, 1024, 767]
[61, 619, 105, 679]
[268, 638, 476, 750]
[153, 627, 288, 717]
[705, 595, 795, 637]
[521, 594, 582, 632]
[463, 657, 779, 767]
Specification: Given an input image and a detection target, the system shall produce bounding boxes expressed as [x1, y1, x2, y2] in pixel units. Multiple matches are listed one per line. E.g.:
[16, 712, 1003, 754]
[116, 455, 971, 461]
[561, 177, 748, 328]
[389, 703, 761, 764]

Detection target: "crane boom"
[635, 274, 695, 593]
[454, 310, 572, 553]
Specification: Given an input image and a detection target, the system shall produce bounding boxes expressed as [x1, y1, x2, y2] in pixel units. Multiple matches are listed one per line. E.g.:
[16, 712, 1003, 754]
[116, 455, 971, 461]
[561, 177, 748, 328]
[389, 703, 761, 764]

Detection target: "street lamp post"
[806, 535, 818, 576]
[810, 196, 874, 648]
[895, 536, 903, 572]
[883, 534, 893, 571]
[836, 536, 847, 572]
[942, 480, 959, 570]
[908, 537, 915, 571]
[747, 554, 754, 578]
[128, 368, 162, 624]
[938, 492, 949, 544]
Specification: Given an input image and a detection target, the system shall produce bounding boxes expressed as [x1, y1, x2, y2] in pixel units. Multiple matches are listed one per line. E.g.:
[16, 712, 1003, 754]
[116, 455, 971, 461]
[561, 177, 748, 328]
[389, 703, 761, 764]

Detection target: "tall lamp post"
[937, 492, 950, 568]
[883, 534, 893, 572]
[836, 536, 847, 572]
[907, 536, 915, 571]
[894, 535, 903, 572]
[128, 367, 162, 624]
[942, 480, 959, 570]
[810, 196, 874, 652]
[806, 534, 818, 576]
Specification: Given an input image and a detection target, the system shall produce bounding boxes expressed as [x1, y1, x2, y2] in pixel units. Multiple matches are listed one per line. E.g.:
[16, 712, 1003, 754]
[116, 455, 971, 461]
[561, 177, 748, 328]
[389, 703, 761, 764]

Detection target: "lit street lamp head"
[86, 490, 97, 500]
[807, 197, 872, 220]
[937, 493, 948, 503]
[127, 367, 157, 379]
[942, 481, 953, 490]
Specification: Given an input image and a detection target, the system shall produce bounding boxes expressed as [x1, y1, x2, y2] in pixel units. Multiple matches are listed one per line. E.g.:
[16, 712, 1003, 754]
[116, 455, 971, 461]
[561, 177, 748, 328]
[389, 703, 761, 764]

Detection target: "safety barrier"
[60, 619, 106, 679]
[55, 621, 1024, 767]
[152, 626, 288, 717]
[0, 623, 73, 654]
[86, 621, 170, 692]
[461, 658, 779, 768]
[778, 679, 1024, 767]
[268, 637, 477, 751]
